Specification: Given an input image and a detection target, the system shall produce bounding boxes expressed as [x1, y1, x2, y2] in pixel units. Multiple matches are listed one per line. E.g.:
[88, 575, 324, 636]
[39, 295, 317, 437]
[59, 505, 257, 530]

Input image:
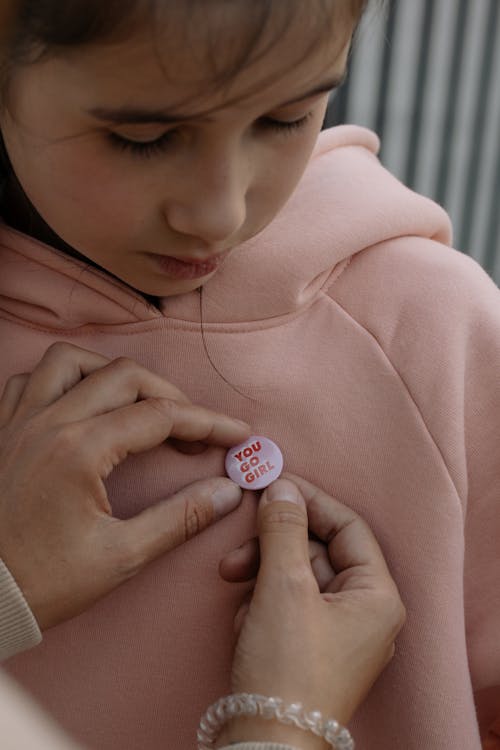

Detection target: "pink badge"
[225, 435, 284, 490]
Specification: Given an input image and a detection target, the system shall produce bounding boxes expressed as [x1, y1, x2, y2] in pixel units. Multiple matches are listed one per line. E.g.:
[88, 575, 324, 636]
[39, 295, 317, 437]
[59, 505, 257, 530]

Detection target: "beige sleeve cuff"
[0, 559, 42, 662]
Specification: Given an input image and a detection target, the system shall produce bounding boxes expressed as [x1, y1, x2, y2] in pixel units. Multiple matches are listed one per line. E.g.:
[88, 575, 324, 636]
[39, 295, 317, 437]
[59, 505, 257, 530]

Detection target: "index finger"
[85, 398, 252, 476]
[281, 473, 394, 590]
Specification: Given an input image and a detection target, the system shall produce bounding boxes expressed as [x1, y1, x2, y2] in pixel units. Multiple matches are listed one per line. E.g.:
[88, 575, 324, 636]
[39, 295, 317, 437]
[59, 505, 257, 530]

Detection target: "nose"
[164, 148, 248, 244]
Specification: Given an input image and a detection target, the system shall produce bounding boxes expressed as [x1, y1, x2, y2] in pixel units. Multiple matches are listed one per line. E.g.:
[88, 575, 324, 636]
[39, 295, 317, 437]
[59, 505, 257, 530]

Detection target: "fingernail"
[262, 478, 305, 506]
[234, 418, 251, 430]
[212, 481, 243, 519]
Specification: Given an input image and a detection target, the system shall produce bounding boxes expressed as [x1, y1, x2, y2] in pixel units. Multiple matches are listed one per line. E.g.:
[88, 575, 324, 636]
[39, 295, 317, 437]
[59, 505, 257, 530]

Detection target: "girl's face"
[1, 7, 354, 297]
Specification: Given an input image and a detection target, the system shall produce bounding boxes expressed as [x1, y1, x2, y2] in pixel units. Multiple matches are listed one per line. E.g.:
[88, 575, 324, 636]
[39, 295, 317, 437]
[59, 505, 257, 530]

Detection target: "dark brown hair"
[0, 0, 369, 193]
[3, 1, 369, 89]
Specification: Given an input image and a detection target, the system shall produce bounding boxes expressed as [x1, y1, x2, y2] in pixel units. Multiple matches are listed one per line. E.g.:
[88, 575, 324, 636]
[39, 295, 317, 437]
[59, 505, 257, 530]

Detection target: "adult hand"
[218, 475, 406, 750]
[0, 342, 250, 631]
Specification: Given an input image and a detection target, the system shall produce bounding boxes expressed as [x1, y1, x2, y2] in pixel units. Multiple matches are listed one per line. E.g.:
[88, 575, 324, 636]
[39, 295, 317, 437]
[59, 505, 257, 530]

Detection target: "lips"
[148, 250, 230, 280]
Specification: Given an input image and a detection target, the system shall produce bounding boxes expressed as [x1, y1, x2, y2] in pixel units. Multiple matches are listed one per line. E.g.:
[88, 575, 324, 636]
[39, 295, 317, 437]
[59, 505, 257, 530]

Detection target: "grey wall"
[325, 0, 500, 285]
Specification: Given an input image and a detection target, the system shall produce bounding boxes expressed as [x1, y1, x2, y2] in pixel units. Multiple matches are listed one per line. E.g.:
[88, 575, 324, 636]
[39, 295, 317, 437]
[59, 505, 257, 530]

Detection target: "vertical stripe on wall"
[325, 0, 500, 284]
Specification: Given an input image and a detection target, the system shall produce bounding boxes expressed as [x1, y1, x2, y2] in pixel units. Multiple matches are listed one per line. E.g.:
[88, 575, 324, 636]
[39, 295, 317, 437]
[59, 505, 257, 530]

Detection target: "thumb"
[257, 478, 310, 575]
[115, 478, 243, 567]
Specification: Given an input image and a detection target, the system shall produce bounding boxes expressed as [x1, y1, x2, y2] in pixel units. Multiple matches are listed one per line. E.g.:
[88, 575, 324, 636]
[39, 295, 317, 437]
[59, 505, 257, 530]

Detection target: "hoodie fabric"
[0, 673, 301, 750]
[0, 667, 297, 750]
[0, 125, 499, 750]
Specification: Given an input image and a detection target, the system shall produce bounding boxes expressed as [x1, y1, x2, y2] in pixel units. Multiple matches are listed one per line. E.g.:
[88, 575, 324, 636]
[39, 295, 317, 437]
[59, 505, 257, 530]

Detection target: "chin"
[130, 271, 217, 299]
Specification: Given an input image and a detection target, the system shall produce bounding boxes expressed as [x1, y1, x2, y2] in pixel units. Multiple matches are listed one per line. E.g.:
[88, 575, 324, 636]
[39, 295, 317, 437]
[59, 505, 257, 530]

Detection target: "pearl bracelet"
[197, 693, 354, 750]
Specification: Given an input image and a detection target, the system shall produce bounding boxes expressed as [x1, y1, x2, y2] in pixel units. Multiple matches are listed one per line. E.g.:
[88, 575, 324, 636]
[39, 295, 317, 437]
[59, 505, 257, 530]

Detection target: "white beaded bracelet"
[197, 693, 354, 750]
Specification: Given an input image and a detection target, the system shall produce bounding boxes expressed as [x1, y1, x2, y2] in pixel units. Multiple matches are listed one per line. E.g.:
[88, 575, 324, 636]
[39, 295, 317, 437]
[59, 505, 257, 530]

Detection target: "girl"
[0, 1, 498, 748]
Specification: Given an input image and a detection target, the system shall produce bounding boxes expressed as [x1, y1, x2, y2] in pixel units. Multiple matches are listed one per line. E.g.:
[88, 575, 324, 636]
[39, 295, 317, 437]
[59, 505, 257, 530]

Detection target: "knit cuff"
[0, 558, 42, 661]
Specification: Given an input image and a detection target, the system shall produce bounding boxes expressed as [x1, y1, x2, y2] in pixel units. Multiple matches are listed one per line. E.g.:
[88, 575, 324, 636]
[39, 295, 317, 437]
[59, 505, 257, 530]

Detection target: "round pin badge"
[225, 435, 284, 490]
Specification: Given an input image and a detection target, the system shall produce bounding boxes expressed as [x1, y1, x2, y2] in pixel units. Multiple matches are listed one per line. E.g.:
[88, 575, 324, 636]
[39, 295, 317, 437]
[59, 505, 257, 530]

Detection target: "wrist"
[200, 695, 353, 750]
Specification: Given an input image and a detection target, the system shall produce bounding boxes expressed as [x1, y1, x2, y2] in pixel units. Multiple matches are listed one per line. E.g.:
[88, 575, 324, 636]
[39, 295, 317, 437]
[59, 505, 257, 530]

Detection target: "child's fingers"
[82, 398, 251, 476]
[0, 373, 30, 427]
[113, 478, 243, 567]
[282, 473, 394, 589]
[13, 342, 110, 416]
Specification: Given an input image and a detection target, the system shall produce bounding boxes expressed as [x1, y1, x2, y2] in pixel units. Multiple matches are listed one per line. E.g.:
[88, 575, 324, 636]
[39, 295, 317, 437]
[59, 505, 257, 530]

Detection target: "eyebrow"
[86, 72, 347, 125]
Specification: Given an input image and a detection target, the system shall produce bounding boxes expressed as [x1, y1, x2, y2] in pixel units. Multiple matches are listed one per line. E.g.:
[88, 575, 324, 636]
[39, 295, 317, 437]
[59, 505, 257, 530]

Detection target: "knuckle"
[285, 565, 315, 590]
[103, 526, 144, 580]
[50, 423, 86, 460]
[276, 564, 317, 601]
[108, 357, 154, 393]
[381, 642, 397, 671]
[4, 373, 28, 389]
[44, 341, 78, 362]
[109, 356, 142, 379]
[387, 642, 396, 663]
[387, 591, 406, 631]
[375, 589, 407, 636]
[1, 373, 29, 403]
[143, 396, 176, 422]
[261, 504, 307, 534]
[394, 598, 407, 631]
[115, 539, 144, 579]
[182, 498, 212, 541]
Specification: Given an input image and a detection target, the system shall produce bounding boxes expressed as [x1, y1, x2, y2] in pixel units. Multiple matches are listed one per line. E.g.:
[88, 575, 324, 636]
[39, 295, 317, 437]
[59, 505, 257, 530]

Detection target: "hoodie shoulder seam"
[324, 291, 464, 518]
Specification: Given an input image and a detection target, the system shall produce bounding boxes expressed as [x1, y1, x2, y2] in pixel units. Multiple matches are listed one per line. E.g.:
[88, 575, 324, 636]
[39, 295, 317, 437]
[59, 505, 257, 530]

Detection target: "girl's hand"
[0, 342, 250, 631]
[218, 475, 406, 750]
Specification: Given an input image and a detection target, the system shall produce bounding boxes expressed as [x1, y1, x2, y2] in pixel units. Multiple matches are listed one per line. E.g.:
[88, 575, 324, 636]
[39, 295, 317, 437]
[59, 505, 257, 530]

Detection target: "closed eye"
[258, 112, 314, 134]
[107, 110, 314, 158]
[107, 129, 174, 157]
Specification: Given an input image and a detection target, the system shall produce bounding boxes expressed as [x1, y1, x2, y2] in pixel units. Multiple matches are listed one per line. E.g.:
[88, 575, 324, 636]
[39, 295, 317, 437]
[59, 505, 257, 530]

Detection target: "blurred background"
[325, 0, 500, 285]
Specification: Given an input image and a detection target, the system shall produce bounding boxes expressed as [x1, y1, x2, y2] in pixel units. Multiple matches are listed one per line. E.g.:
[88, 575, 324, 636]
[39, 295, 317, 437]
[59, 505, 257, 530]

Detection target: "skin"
[0, 343, 252, 630]
[0, 5, 351, 297]
[219, 476, 405, 750]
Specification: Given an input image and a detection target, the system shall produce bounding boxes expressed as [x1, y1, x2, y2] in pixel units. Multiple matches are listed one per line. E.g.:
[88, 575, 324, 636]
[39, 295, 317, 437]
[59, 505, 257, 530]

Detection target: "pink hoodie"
[1, 125, 499, 749]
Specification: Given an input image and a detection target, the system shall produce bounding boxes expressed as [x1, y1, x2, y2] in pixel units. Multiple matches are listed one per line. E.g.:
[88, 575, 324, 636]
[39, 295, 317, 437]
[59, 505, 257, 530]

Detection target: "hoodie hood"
[0, 125, 451, 330]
